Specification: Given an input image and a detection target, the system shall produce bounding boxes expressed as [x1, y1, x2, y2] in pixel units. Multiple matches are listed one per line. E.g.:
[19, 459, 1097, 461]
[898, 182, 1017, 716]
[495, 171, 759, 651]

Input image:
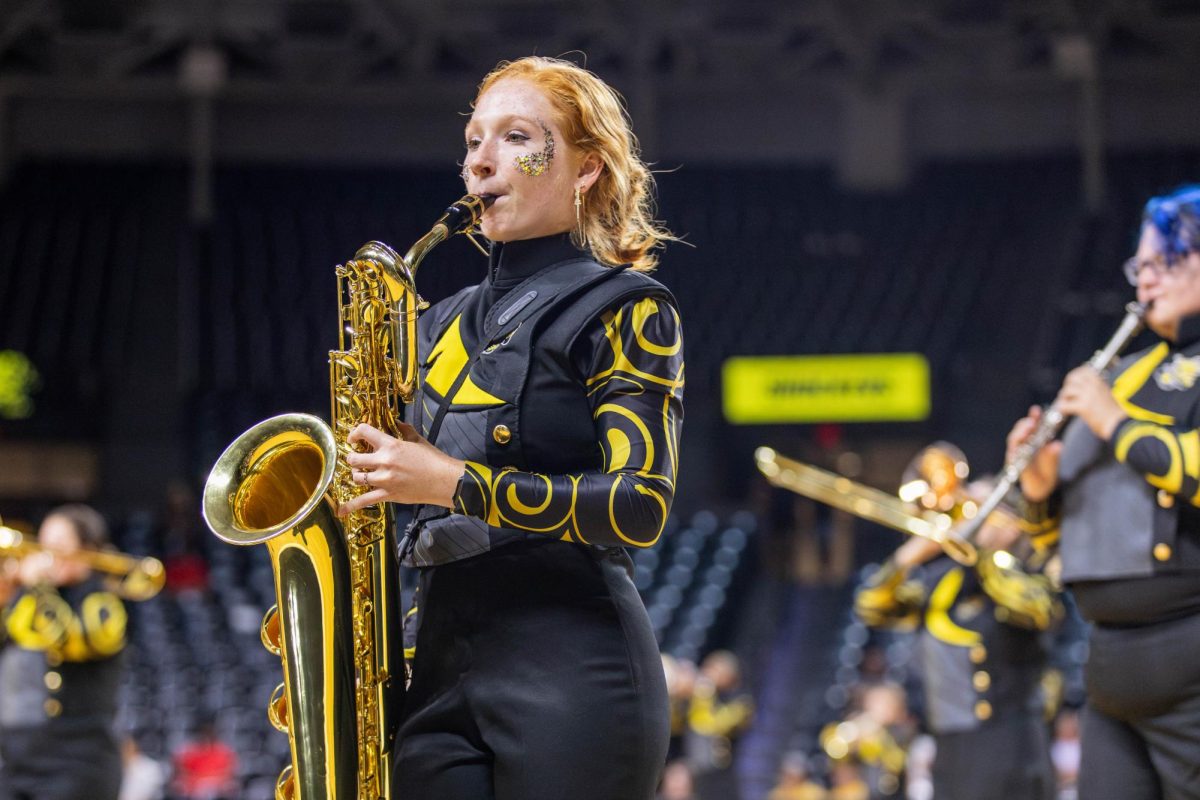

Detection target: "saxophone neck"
[401, 194, 493, 273]
[401, 226, 451, 276]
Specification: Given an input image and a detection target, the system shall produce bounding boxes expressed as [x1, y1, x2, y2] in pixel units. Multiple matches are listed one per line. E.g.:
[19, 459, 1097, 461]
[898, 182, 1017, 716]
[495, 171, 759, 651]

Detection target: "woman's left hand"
[338, 423, 466, 516]
[1055, 365, 1127, 440]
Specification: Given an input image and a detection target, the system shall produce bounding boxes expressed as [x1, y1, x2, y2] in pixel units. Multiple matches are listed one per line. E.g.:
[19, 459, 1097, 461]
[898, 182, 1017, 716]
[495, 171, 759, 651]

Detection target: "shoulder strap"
[537, 267, 677, 362]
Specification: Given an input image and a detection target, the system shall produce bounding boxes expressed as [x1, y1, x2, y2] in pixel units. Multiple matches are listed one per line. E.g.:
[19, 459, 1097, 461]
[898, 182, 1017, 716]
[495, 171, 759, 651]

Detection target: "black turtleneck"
[1170, 313, 1200, 352]
[485, 233, 585, 309]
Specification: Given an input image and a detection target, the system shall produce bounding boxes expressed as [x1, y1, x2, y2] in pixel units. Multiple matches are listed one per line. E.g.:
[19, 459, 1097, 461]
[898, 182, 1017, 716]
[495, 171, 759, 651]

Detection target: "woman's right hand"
[1006, 406, 1061, 502]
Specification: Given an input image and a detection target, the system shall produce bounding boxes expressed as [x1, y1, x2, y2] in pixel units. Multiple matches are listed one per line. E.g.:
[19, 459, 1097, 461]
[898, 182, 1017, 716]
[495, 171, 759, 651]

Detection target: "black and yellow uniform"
[394, 233, 683, 800]
[686, 682, 753, 800]
[855, 539, 1061, 800]
[0, 577, 126, 800]
[1035, 314, 1200, 800]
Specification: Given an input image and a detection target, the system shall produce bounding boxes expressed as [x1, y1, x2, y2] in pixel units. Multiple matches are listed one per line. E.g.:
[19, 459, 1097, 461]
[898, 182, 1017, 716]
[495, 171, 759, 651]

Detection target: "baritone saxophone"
[202, 194, 491, 799]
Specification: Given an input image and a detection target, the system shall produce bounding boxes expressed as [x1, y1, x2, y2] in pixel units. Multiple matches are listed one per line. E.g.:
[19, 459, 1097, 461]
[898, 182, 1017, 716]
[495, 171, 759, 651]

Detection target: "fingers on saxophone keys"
[338, 488, 389, 518]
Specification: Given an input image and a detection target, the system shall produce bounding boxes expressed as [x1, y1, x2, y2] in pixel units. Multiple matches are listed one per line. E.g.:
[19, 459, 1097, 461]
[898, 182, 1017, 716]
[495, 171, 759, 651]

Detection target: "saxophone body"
[202, 195, 490, 799]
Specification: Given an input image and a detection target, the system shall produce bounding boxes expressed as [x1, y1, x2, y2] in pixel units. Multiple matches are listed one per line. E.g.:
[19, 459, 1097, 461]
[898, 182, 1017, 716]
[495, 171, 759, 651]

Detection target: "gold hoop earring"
[574, 187, 587, 246]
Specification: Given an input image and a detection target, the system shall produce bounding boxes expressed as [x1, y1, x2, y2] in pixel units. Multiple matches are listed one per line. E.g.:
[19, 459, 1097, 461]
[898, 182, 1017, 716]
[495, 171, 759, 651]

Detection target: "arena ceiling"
[0, 0, 1197, 170]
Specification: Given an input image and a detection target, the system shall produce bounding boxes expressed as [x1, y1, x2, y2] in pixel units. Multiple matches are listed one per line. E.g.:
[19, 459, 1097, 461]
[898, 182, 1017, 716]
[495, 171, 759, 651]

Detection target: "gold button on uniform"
[1158, 490, 1175, 509]
[1154, 543, 1173, 562]
[492, 424, 512, 445]
[44, 672, 62, 692]
[969, 645, 987, 664]
[43, 699, 62, 718]
[974, 700, 993, 720]
[972, 671, 991, 692]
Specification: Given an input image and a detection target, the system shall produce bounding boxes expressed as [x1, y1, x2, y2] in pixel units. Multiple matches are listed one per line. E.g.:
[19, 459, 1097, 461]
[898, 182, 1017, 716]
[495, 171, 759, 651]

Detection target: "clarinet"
[949, 301, 1147, 549]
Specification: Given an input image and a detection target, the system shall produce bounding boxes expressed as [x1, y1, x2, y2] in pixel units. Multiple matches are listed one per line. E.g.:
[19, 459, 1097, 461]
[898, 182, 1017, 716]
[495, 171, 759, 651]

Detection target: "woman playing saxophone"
[338, 56, 684, 800]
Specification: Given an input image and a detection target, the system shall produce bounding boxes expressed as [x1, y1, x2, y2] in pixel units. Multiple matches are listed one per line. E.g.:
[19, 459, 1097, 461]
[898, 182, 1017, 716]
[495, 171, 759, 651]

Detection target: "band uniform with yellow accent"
[855, 526, 1062, 799]
[392, 233, 681, 799]
[1044, 314, 1200, 606]
[401, 234, 684, 569]
[0, 575, 126, 798]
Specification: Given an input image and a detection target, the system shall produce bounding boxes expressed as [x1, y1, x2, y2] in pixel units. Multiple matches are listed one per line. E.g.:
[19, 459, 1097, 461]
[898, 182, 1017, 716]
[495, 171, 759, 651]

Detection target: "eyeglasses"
[1123, 255, 1178, 286]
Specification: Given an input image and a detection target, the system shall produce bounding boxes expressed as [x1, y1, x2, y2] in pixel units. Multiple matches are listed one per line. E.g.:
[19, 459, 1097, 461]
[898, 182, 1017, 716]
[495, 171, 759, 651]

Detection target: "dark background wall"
[1, 0, 1198, 515]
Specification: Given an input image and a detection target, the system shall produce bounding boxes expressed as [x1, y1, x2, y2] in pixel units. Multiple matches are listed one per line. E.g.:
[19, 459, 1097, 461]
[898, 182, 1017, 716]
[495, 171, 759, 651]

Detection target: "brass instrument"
[203, 195, 490, 800]
[949, 301, 1146, 551]
[0, 524, 165, 601]
[755, 447, 978, 565]
[819, 717, 907, 796]
[897, 441, 970, 513]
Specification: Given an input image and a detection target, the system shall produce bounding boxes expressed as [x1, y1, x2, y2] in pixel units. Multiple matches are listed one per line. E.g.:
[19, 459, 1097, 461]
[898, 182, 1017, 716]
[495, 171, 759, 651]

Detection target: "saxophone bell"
[202, 413, 358, 800]
[204, 196, 486, 800]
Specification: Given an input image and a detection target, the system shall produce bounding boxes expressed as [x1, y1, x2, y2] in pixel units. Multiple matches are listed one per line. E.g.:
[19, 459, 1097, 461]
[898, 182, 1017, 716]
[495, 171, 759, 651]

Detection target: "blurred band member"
[856, 447, 1061, 800]
[0, 505, 127, 800]
[1009, 185, 1200, 799]
[687, 650, 754, 800]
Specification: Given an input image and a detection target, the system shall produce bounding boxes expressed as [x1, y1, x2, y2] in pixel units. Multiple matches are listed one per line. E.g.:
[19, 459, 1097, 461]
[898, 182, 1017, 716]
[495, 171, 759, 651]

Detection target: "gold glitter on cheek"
[514, 124, 555, 177]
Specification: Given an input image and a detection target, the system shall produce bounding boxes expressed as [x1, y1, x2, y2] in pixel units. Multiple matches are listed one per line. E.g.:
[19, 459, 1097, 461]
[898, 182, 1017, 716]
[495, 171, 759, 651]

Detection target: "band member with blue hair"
[1010, 184, 1200, 799]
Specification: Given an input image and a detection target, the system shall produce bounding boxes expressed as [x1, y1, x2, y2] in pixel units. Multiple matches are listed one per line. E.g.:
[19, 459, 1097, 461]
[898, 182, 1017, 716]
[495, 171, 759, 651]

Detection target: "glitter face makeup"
[514, 120, 555, 177]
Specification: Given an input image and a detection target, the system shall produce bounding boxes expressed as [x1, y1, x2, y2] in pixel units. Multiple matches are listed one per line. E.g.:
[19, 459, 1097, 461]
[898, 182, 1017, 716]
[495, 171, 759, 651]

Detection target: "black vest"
[1059, 317, 1200, 583]
[914, 558, 1048, 734]
[402, 252, 675, 567]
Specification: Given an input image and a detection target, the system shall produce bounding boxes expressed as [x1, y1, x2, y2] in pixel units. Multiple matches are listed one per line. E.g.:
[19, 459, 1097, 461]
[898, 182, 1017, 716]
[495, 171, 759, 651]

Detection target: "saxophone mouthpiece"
[439, 194, 491, 236]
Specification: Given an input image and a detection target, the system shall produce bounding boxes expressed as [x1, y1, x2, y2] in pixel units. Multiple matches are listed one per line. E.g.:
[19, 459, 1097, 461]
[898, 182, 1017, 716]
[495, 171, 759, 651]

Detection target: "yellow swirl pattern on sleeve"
[454, 295, 683, 548]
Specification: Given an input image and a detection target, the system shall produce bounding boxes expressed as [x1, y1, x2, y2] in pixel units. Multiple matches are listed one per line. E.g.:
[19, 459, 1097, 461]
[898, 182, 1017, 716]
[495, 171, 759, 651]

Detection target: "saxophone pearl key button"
[492, 425, 512, 445]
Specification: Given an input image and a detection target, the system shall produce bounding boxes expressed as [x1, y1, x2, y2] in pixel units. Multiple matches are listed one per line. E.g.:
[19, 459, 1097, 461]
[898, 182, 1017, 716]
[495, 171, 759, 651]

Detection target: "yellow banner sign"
[722, 353, 930, 424]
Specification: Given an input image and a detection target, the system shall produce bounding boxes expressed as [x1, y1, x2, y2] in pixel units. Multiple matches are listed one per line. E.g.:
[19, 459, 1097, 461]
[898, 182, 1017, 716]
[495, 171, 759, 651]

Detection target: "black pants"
[394, 539, 670, 800]
[1079, 612, 1200, 800]
[0, 724, 121, 800]
[932, 715, 1055, 800]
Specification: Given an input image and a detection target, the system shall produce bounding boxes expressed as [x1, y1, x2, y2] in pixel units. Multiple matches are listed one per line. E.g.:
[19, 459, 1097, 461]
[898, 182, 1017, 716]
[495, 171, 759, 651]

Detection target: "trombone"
[0, 524, 165, 601]
[755, 447, 979, 566]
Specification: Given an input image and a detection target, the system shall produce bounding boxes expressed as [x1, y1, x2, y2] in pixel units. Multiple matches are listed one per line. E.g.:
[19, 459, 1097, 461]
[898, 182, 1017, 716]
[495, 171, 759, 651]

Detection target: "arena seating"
[4, 151, 1200, 798]
[109, 507, 754, 797]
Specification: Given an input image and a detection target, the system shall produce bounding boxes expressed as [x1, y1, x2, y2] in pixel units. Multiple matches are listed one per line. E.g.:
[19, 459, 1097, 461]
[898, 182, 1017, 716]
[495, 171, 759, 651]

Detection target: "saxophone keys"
[274, 765, 296, 800]
[268, 682, 290, 733]
[260, 604, 282, 656]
